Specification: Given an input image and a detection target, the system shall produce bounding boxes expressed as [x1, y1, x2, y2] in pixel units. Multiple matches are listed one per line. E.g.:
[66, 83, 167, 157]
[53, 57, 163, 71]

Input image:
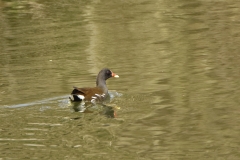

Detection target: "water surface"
[1, 0, 240, 159]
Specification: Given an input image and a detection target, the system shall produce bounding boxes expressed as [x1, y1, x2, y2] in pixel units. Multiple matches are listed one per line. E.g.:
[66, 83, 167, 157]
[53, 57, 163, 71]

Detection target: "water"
[1, 0, 240, 159]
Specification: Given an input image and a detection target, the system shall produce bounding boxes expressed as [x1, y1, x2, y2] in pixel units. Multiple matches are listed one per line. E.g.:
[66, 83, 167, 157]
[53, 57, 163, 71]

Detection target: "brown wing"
[71, 87, 104, 101]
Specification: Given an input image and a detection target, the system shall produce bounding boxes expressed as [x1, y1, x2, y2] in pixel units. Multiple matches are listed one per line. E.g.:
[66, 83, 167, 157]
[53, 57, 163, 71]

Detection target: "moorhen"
[69, 68, 119, 103]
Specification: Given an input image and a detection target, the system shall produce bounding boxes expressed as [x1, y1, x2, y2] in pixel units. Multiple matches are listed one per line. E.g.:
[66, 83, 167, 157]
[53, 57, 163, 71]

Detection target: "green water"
[1, 0, 240, 159]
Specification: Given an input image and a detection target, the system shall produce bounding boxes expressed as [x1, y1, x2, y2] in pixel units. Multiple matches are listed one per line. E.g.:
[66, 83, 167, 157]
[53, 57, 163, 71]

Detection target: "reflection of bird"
[71, 103, 118, 118]
[69, 68, 119, 103]
[100, 105, 117, 118]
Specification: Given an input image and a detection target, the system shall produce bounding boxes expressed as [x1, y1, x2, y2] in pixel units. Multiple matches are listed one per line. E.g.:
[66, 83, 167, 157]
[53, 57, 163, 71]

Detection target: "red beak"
[111, 72, 119, 78]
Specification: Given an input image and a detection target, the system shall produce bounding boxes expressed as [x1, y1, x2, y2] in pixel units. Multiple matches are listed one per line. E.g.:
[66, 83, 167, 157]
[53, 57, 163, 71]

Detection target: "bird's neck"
[96, 77, 108, 94]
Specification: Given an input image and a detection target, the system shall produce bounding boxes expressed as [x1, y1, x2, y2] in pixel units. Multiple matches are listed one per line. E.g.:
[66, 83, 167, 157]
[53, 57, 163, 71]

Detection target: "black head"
[96, 68, 119, 87]
[98, 68, 119, 80]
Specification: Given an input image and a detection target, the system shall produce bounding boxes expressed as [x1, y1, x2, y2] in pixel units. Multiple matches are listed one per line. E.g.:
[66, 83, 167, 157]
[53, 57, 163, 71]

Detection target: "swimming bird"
[69, 68, 119, 103]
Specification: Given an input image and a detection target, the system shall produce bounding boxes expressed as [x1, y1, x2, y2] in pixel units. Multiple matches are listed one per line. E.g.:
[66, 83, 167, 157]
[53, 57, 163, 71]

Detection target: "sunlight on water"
[4, 95, 69, 108]
[4, 91, 122, 109]
[1, 0, 240, 159]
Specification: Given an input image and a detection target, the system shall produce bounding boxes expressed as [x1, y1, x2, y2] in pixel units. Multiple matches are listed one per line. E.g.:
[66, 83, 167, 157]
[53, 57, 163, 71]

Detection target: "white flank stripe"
[95, 94, 100, 97]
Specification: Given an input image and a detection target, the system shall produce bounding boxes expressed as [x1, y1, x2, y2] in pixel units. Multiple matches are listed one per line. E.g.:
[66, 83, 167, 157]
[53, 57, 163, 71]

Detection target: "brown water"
[1, 0, 240, 159]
